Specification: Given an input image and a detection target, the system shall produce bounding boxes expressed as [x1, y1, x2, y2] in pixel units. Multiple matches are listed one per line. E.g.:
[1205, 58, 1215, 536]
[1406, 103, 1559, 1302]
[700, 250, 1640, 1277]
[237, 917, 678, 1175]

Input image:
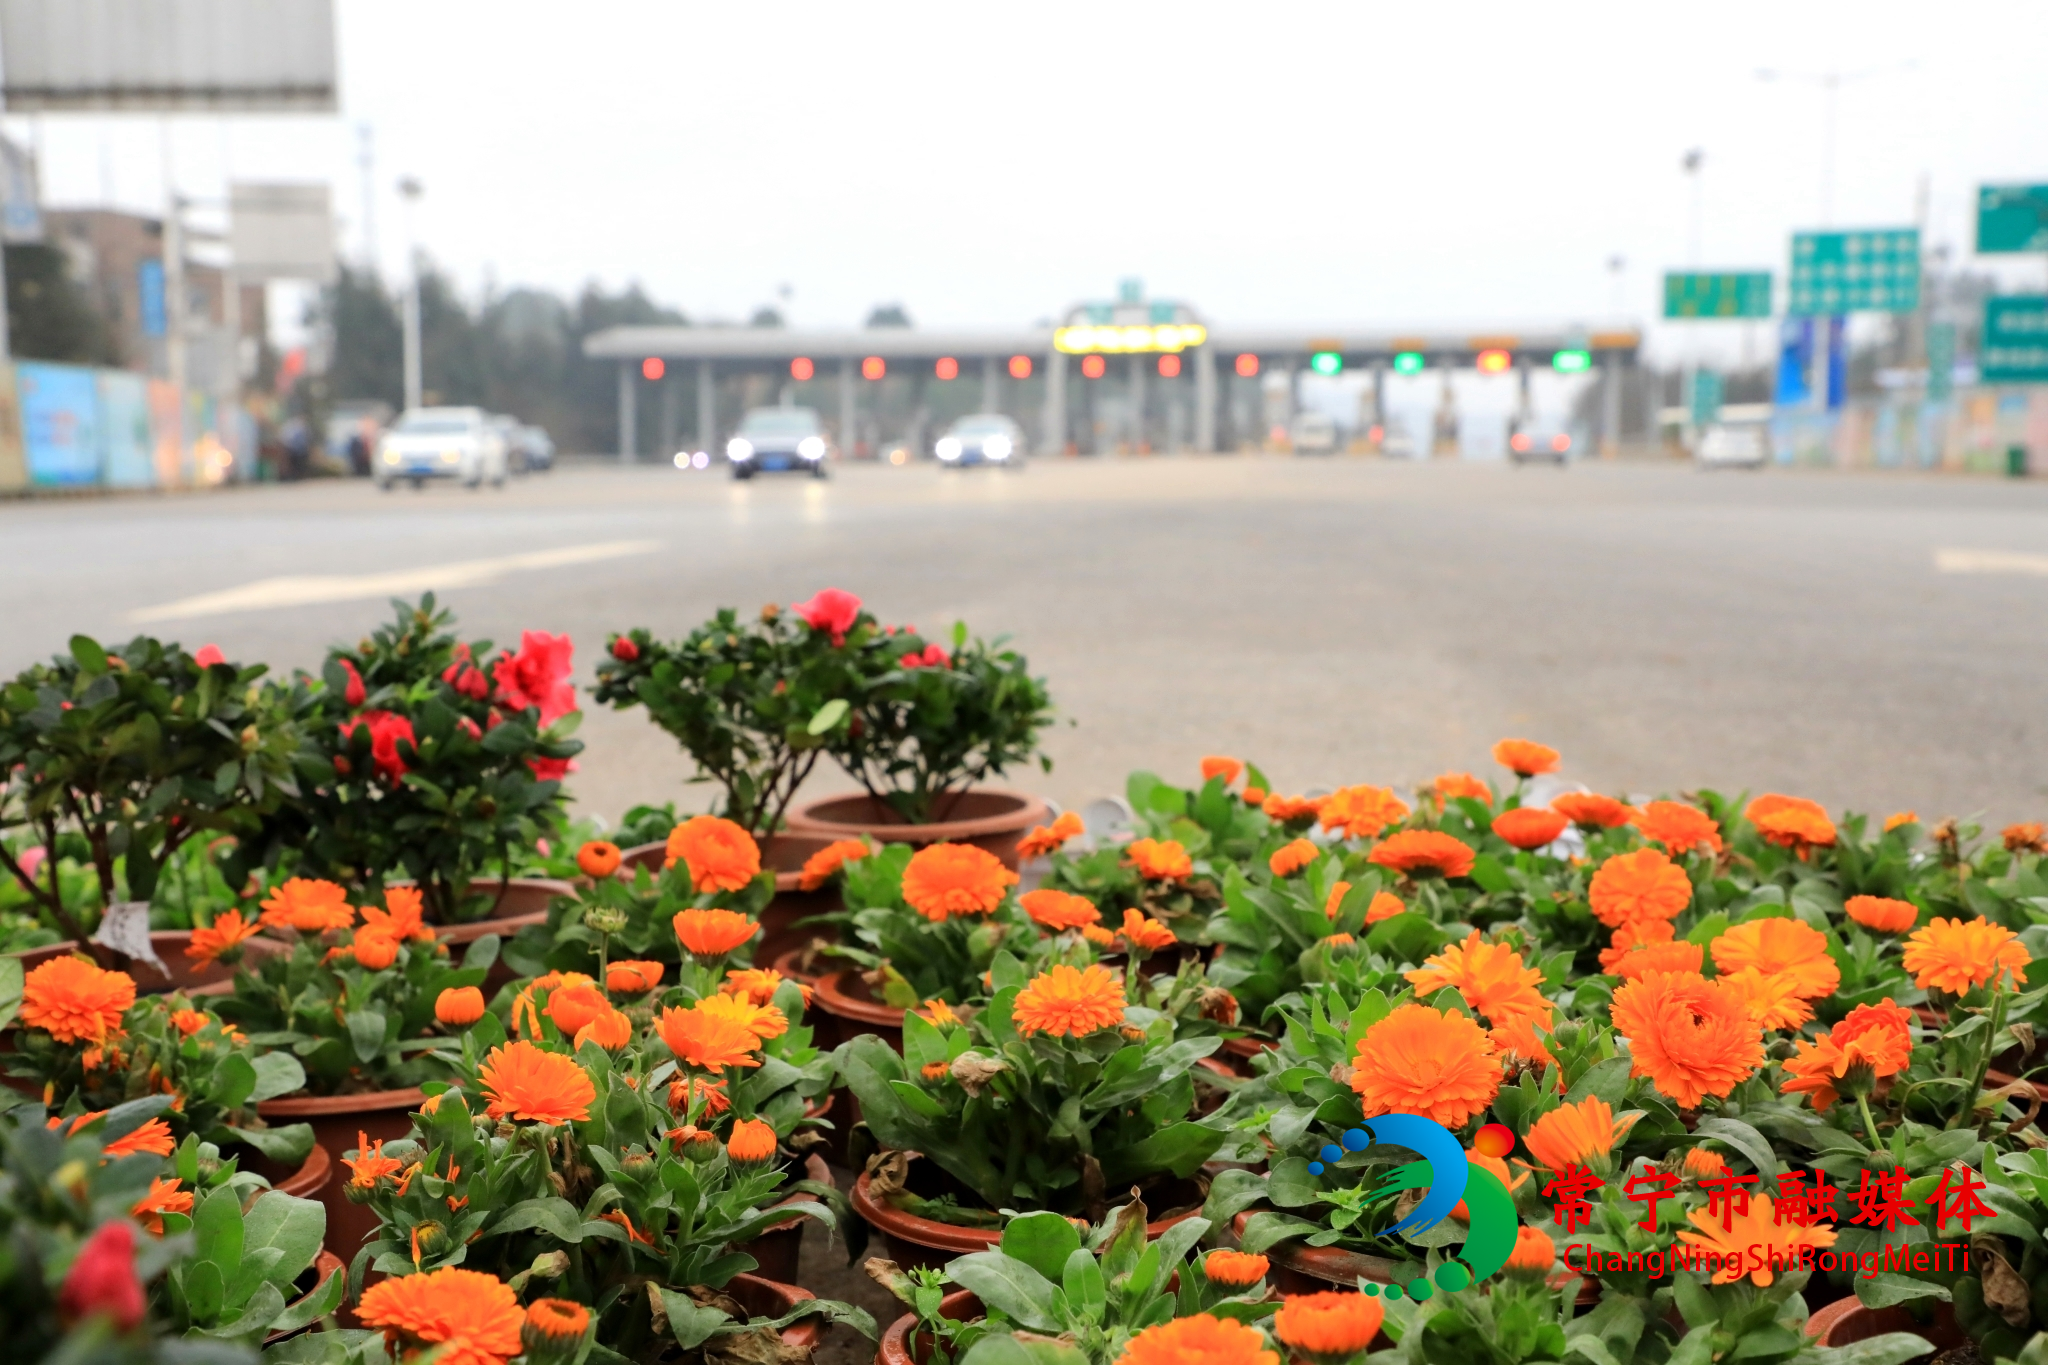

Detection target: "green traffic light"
[1551, 349, 1592, 374]
[1310, 351, 1343, 376]
[1392, 352, 1425, 375]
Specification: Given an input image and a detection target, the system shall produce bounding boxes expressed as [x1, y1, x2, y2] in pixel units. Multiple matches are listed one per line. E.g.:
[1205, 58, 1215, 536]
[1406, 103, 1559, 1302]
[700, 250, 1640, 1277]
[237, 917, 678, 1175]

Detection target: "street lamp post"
[398, 175, 422, 412]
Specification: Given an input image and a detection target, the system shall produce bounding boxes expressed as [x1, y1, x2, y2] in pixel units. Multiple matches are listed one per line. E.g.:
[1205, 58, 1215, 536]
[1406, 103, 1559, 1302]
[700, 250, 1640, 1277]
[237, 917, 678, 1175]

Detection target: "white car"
[1290, 410, 1338, 454]
[1696, 423, 1770, 470]
[376, 407, 509, 490]
[934, 414, 1025, 467]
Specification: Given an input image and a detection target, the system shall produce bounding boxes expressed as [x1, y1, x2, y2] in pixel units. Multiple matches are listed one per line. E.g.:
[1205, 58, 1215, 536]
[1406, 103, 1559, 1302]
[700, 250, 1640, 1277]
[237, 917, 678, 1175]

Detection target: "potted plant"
[246, 595, 582, 927]
[839, 954, 1244, 1267]
[779, 592, 1057, 868]
[0, 634, 301, 983]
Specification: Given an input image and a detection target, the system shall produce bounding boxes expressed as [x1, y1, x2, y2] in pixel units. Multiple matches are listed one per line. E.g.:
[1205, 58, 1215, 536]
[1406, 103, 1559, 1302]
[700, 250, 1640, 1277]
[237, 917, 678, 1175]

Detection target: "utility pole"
[162, 121, 187, 431]
[398, 176, 422, 412]
[357, 123, 377, 271]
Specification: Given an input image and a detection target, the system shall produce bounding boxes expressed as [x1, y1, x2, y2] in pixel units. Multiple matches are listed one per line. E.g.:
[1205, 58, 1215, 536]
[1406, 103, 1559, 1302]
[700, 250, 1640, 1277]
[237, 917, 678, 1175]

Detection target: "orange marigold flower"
[1364, 891, 1405, 923]
[574, 1008, 633, 1051]
[1017, 811, 1085, 859]
[1120, 908, 1178, 953]
[607, 959, 666, 994]
[545, 981, 612, 1038]
[673, 907, 759, 959]
[1020, 888, 1102, 931]
[524, 1299, 591, 1345]
[693, 990, 789, 1043]
[1367, 829, 1476, 879]
[656, 1003, 762, 1070]
[1605, 936, 1706, 981]
[1683, 1147, 1729, 1178]
[1709, 918, 1840, 1000]
[1350, 1004, 1499, 1129]
[1201, 755, 1244, 785]
[1746, 794, 1837, 850]
[668, 1074, 730, 1117]
[1844, 896, 1918, 934]
[1319, 785, 1410, 840]
[436, 986, 486, 1026]
[357, 1266, 525, 1365]
[1524, 1095, 1637, 1175]
[1551, 792, 1633, 829]
[1630, 801, 1724, 856]
[1677, 1195, 1836, 1286]
[1903, 916, 2031, 994]
[1609, 971, 1764, 1108]
[21, 958, 135, 1044]
[1405, 931, 1553, 1028]
[1013, 963, 1127, 1037]
[1489, 1017, 1555, 1069]
[1587, 848, 1692, 929]
[919, 997, 960, 1026]
[345, 1130, 405, 1190]
[258, 877, 356, 934]
[1505, 1225, 1556, 1274]
[1323, 881, 1353, 919]
[798, 838, 872, 890]
[1123, 1315, 1278, 1365]
[576, 840, 622, 879]
[1720, 966, 1814, 1030]
[2002, 822, 2047, 854]
[1203, 1249, 1269, 1286]
[725, 1116, 778, 1165]
[596, 1209, 654, 1245]
[1274, 1291, 1387, 1358]
[350, 927, 401, 971]
[1262, 793, 1324, 823]
[921, 1059, 951, 1082]
[902, 843, 1018, 920]
[479, 1040, 596, 1125]
[1080, 924, 1117, 947]
[168, 1008, 210, 1037]
[131, 1176, 192, 1234]
[723, 967, 808, 1007]
[664, 814, 762, 893]
[1269, 837, 1320, 877]
[1884, 811, 1919, 833]
[1124, 837, 1193, 882]
[1492, 807, 1569, 851]
[105, 1117, 175, 1158]
[1492, 738, 1560, 778]
[362, 886, 435, 943]
[184, 910, 261, 964]
[1780, 999, 1913, 1111]
[1431, 771, 1493, 809]
[1242, 786, 1268, 805]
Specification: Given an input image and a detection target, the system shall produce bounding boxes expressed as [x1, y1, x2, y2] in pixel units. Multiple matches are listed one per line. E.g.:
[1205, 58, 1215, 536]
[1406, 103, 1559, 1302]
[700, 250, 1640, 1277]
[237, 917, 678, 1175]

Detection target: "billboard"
[98, 369, 153, 487]
[0, 0, 336, 112]
[17, 361, 101, 485]
[229, 181, 336, 282]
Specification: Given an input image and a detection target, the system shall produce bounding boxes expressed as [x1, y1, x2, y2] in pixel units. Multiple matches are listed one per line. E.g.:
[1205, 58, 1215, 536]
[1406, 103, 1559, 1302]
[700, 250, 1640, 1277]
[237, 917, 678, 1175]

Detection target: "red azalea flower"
[611, 636, 639, 662]
[338, 657, 367, 707]
[900, 643, 950, 669]
[529, 755, 573, 781]
[441, 644, 491, 700]
[59, 1222, 144, 1330]
[193, 644, 225, 668]
[492, 631, 576, 724]
[340, 710, 416, 781]
[793, 589, 862, 644]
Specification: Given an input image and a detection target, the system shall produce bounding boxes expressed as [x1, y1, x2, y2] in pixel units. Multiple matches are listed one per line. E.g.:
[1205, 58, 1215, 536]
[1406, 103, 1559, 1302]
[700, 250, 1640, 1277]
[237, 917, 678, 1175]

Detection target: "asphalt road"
[7, 455, 2048, 829]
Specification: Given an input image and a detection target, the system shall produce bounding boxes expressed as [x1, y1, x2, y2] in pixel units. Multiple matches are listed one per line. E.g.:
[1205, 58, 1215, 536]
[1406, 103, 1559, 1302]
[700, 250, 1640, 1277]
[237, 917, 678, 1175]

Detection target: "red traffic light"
[862, 356, 886, 381]
[790, 357, 814, 381]
[1235, 353, 1259, 377]
[1008, 355, 1032, 379]
[1157, 354, 1181, 378]
[1081, 355, 1106, 379]
[641, 358, 665, 381]
[935, 356, 959, 380]
[1477, 348, 1511, 374]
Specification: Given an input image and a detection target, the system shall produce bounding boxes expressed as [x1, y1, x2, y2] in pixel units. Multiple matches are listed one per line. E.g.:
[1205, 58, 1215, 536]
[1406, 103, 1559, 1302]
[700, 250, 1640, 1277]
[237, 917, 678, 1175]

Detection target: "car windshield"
[954, 417, 1012, 436]
[395, 415, 473, 435]
[740, 410, 821, 436]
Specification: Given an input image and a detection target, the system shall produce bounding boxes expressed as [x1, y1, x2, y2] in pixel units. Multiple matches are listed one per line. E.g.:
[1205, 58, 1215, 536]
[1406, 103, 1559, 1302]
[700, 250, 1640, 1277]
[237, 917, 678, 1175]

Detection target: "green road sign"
[1663, 271, 1772, 318]
[1977, 185, 2048, 255]
[1926, 322, 1956, 401]
[1788, 228, 1919, 315]
[1981, 297, 2048, 383]
[1688, 370, 1724, 427]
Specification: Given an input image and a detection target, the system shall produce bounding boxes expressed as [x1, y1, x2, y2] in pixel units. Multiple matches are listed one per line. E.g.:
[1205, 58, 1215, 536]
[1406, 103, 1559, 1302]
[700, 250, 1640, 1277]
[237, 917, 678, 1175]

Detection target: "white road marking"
[129, 539, 663, 622]
[1935, 549, 2048, 576]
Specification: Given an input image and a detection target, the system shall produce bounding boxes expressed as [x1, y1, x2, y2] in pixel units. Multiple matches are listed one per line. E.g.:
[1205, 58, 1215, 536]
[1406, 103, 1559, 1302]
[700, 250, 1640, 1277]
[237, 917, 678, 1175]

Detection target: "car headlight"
[936, 437, 962, 461]
[797, 436, 825, 459]
[727, 438, 753, 461]
[381, 448, 399, 465]
[985, 436, 1011, 459]
[440, 449, 460, 464]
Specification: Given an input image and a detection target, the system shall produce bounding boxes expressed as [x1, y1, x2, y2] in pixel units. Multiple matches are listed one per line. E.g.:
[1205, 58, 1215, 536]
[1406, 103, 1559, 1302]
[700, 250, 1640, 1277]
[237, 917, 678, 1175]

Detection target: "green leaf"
[945, 1251, 1064, 1333]
[959, 1335, 1089, 1365]
[1061, 1247, 1105, 1326]
[265, 1257, 346, 1335]
[493, 1198, 591, 1243]
[184, 1258, 227, 1325]
[1000, 1211, 1083, 1283]
[1693, 1116, 1779, 1179]
[227, 1125, 316, 1163]
[1665, 1324, 1716, 1365]
[241, 1192, 327, 1287]
[1810, 1335, 1937, 1365]
[210, 1052, 259, 1111]
[70, 634, 108, 674]
[248, 1052, 307, 1104]
[659, 1288, 731, 1348]
[1564, 1057, 1631, 1108]
[1856, 1275, 1951, 1309]
[0, 956, 21, 1032]
[345, 1010, 387, 1065]
[808, 698, 850, 736]
[195, 1184, 246, 1284]
[1099, 1122, 1225, 1185]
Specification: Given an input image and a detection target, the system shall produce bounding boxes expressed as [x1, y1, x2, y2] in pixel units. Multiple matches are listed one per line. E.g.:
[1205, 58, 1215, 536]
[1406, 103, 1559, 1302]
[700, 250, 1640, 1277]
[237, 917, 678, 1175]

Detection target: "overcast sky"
[10, 0, 2048, 353]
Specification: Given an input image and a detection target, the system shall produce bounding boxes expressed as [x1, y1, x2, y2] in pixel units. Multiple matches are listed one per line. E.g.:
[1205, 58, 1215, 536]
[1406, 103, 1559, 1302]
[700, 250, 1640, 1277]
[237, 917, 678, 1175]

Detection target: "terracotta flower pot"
[256, 1085, 426, 1262]
[621, 833, 847, 968]
[814, 969, 906, 1051]
[1218, 1036, 1275, 1076]
[772, 944, 833, 986]
[725, 1272, 829, 1352]
[739, 1154, 835, 1285]
[249, 1142, 334, 1202]
[1804, 1298, 1964, 1358]
[1229, 1210, 1402, 1295]
[8, 935, 287, 997]
[878, 1291, 983, 1365]
[426, 877, 575, 945]
[785, 789, 1051, 872]
[853, 1168, 1201, 1272]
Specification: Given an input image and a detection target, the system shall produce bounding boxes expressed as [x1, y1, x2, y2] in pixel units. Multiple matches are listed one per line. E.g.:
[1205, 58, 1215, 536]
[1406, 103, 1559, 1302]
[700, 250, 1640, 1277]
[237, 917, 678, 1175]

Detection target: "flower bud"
[584, 904, 629, 936]
[610, 636, 640, 662]
[759, 603, 781, 623]
[239, 725, 260, 751]
[523, 1298, 593, 1360]
[668, 1125, 719, 1162]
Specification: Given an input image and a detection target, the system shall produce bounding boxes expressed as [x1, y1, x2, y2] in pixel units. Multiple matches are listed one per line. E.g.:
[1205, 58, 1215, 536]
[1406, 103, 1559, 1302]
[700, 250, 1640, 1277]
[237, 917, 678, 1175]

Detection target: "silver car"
[934, 414, 1025, 467]
[376, 407, 509, 490]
